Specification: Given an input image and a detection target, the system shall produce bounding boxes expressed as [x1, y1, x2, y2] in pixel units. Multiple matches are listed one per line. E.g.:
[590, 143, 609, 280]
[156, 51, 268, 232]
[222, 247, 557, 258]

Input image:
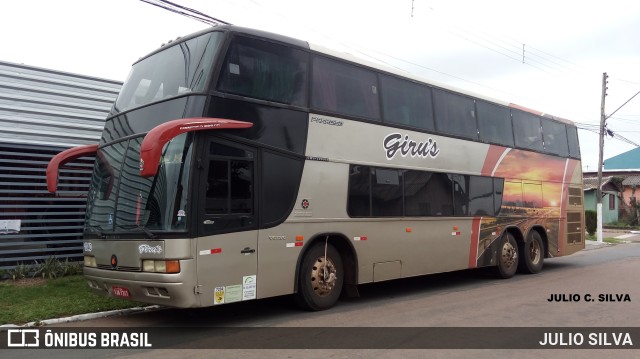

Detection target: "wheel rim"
[501, 241, 517, 268]
[310, 256, 338, 297]
[529, 239, 541, 264]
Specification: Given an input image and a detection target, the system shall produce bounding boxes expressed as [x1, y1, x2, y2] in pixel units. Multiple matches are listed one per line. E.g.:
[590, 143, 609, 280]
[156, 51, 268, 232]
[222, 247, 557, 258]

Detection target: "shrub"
[8, 262, 36, 280]
[585, 210, 597, 236]
[35, 256, 63, 279]
[5, 257, 83, 281]
[60, 258, 83, 276]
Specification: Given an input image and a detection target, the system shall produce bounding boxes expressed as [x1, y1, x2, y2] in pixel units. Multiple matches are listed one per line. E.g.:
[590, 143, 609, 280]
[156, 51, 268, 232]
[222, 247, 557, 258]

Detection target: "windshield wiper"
[115, 225, 158, 240]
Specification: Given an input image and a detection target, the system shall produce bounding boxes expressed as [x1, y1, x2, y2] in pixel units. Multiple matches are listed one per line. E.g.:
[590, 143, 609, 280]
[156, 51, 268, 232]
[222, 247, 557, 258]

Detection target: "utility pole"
[596, 72, 608, 243]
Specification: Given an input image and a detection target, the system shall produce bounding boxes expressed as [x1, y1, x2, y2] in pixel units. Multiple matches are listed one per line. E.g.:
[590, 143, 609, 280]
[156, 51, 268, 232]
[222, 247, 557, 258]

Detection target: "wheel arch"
[294, 232, 358, 294]
[504, 226, 524, 246]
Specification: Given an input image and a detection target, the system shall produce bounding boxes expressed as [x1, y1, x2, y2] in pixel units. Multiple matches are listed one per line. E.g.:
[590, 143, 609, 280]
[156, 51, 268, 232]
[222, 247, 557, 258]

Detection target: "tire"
[493, 232, 519, 279]
[518, 230, 544, 274]
[295, 242, 344, 311]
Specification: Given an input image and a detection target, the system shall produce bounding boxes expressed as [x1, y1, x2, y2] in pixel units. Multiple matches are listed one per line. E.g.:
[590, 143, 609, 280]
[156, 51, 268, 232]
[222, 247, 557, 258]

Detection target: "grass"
[585, 234, 625, 244]
[0, 275, 142, 325]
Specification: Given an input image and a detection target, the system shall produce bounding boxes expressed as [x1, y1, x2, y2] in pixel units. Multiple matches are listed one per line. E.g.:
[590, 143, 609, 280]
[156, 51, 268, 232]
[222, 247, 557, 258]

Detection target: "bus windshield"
[114, 31, 223, 113]
[85, 133, 193, 235]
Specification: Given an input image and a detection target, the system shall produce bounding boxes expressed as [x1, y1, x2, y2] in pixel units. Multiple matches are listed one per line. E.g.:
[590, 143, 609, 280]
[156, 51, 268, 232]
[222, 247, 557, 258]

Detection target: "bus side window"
[512, 110, 543, 152]
[468, 176, 495, 216]
[451, 174, 469, 216]
[426, 173, 454, 216]
[541, 118, 569, 157]
[477, 101, 514, 147]
[433, 89, 477, 140]
[206, 160, 229, 214]
[380, 75, 434, 131]
[312, 56, 380, 120]
[218, 36, 308, 106]
[493, 178, 505, 215]
[567, 125, 581, 158]
[347, 166, 371, 217]
[372, 168, 402, 217]
[404, 170, 431, 216]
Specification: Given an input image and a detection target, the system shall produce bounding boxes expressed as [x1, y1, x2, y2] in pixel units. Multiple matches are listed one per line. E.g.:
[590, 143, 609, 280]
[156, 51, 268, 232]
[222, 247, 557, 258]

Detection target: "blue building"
[605, 148, 640, 170]
[583, 176, 621, 224]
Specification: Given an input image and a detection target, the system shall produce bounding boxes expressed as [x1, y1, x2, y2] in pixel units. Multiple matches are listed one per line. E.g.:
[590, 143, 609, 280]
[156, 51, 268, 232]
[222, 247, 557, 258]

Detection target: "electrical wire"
[139, 0, 230, 25]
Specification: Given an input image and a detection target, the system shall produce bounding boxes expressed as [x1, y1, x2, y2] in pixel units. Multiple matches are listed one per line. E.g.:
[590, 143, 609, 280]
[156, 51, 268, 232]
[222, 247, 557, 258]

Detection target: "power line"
[138, 0, 230, 25]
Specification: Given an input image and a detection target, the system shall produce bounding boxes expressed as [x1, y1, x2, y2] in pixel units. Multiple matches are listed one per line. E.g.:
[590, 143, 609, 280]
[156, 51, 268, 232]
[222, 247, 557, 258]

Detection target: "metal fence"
[0, 60, 121, 270]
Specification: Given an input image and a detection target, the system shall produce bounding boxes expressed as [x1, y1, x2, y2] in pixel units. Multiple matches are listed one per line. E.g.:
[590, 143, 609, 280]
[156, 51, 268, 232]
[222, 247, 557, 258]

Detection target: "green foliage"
[34, 256, 63, 279]
[610, 177, 625, 191]
[60, 258, 83, 276]
[7, 257, 83, 281]
[7, 262, 36, 281]
[585, 210, 597, 236]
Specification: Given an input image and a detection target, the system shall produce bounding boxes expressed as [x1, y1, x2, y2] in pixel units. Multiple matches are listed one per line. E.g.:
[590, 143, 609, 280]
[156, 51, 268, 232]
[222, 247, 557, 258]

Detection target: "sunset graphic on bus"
[473, 148, 580, 267]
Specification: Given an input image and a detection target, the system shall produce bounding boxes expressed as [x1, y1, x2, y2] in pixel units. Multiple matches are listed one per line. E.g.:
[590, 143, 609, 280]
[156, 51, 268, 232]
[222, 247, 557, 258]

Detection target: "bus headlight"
[142, 260, 180, 273]
[84, 255, 97, 268]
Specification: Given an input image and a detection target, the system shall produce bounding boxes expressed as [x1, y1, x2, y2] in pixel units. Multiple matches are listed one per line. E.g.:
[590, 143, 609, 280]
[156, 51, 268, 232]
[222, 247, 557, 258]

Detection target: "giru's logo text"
[383, 133, 440, 160]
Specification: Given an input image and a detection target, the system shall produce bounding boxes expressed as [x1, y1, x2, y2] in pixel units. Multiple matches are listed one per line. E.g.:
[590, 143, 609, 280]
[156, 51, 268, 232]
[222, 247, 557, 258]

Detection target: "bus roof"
[142, 24, 575, 126]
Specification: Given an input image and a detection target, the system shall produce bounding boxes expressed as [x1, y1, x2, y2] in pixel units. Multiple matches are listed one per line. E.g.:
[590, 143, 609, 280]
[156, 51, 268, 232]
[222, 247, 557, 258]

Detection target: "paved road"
[4, 240, 640, 358]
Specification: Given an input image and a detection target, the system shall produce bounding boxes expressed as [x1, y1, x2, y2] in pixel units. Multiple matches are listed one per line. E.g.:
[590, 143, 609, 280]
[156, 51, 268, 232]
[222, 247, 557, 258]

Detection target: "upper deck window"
[218, 36, 308, 106]
[380, 75, 434, 130]
[312, 56, 381, 120]
[566, 125, 581, 158]
[477, 101, 514, 147]
[541, 118, 569, 157]
[115, 32, 223, 112]
[433, 89, 477, 140]
[512, 110, 543, 151]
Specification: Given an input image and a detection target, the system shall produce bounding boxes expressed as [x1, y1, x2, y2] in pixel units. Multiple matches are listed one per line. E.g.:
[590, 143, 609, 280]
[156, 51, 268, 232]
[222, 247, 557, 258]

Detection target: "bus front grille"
[96, 264, 141, 272]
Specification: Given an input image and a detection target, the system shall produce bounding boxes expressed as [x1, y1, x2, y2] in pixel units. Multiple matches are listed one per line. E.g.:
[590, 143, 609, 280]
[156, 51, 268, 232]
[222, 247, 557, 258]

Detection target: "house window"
[609, 194, 615, 210]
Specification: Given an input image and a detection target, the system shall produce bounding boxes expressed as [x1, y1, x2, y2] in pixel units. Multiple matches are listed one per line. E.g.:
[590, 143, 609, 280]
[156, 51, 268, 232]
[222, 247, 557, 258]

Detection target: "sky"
[1, 0, 639, 172]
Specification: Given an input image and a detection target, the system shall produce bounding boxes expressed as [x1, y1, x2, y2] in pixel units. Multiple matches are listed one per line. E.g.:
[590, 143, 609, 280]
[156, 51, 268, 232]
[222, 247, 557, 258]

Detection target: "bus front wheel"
[494, 232, 518, 279]
[295, 242, 344, 311]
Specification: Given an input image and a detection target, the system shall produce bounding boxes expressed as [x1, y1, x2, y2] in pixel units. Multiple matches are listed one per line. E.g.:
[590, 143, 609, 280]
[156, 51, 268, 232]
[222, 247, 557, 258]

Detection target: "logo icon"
[383, 133, 440, 160]
[7, 329, 39, 347]
[301, 199, 310, 209]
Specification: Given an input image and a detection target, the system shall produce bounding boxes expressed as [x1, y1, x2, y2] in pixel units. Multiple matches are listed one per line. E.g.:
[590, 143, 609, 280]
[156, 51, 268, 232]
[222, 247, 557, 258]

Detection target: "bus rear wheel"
[493, 232, 518, 279]
[295, 242, 344, 311]
[519, 231, 544, 274]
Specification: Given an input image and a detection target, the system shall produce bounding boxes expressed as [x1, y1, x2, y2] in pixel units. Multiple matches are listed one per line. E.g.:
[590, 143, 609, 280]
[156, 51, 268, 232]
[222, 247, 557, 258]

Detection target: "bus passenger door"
[196, 137, 258, 306]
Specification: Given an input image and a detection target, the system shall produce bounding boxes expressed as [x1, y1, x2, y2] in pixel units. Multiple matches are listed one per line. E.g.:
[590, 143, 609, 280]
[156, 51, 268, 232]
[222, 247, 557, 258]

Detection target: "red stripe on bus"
[481, 145, 507, 176]
[468, 217, 482, 268]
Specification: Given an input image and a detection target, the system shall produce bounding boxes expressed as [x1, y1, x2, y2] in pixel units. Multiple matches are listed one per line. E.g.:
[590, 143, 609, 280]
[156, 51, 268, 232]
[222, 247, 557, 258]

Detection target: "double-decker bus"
[47, 25, 584, 310]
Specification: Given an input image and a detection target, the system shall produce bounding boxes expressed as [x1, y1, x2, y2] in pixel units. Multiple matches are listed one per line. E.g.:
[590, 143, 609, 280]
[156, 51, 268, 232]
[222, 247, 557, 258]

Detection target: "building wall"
[604, 148, 640, 170]
[0, 60, 121, 270]
[584, 190, 619, 224]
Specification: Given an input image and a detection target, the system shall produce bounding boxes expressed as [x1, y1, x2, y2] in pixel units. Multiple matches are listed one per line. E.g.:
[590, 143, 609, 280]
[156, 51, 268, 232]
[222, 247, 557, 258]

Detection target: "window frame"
[217, 34, 310, 107]
[311, 55, 381, 121]
[347, 164, 504, 218]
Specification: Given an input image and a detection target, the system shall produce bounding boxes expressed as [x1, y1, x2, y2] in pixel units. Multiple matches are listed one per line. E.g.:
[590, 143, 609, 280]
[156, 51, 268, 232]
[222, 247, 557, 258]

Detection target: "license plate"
[112, 286, 130, 298]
